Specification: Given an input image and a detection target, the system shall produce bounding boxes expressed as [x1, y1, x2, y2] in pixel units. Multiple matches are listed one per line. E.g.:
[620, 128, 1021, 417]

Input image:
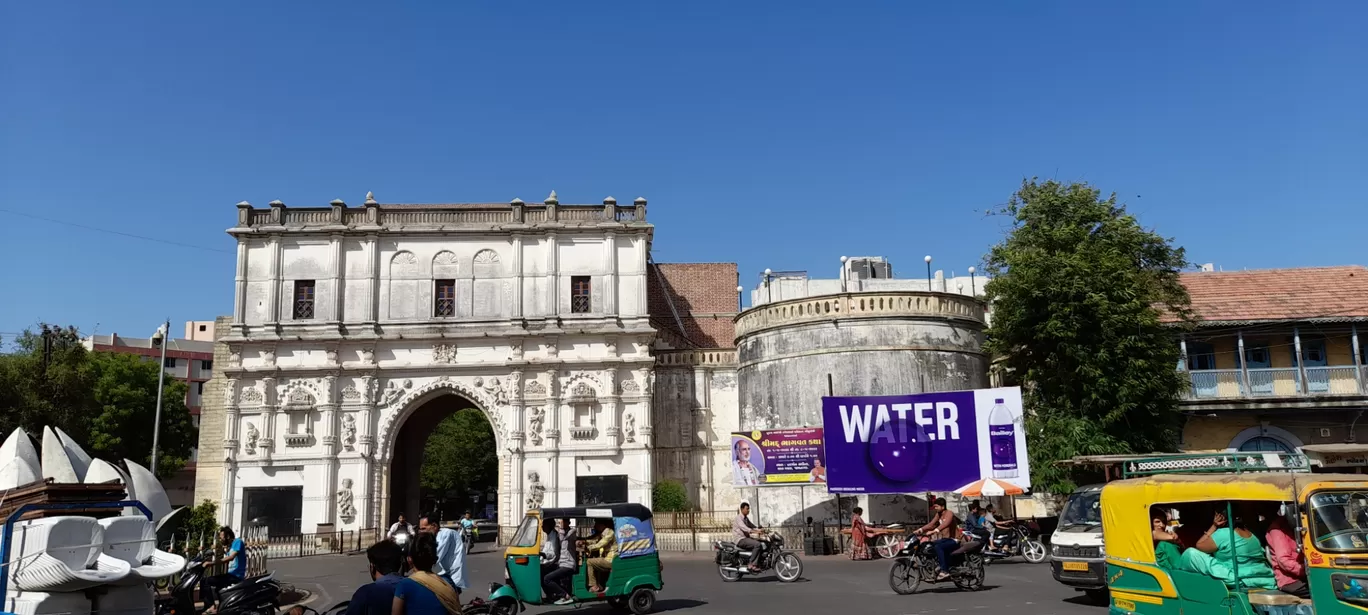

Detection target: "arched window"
[1238, 436, 1293, 453]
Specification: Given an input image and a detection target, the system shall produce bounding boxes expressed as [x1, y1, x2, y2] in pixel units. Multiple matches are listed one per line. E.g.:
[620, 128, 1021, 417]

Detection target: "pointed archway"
[373, 377, 510, 529]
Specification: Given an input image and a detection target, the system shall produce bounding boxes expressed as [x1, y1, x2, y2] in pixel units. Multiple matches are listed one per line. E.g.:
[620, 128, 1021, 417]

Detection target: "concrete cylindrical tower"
[732, 291, 989, 526]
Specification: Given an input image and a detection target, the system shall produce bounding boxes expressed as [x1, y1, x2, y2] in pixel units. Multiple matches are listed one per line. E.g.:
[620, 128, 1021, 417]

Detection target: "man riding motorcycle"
[733, 502, 766, 572]
[911, 497, 961, 581]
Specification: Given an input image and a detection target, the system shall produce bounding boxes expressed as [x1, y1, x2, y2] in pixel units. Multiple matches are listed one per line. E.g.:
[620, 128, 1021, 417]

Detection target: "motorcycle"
[714, 531, 803, 582]
[887, 535, 986, 595]
[156, 550, 281, 615]
[393, 531, 412, 574]
[982, 523, 1047, 564]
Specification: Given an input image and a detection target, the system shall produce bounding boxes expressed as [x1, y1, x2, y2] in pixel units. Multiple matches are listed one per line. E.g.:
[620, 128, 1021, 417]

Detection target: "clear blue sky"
[2, 1, 1364, 339]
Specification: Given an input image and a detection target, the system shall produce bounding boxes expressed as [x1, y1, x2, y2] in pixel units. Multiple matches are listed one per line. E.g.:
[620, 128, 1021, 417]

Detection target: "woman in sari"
[849, 506, 872, 560]
[1180, 505, 1277, 589]
[1151, 508, 1182, 570]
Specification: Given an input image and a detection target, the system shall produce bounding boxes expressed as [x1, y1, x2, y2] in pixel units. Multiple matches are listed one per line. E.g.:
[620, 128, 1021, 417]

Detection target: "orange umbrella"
[954, 478, 1025, 497]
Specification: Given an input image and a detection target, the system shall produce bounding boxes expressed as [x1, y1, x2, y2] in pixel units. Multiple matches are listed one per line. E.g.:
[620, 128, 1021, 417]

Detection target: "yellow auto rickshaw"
[483, 504, 663, 615]
[1102, 452, 1368, 614]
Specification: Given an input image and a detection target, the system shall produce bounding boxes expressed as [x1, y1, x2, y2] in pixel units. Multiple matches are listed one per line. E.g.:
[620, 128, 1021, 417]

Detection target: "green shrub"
[652, 480, 689, 512]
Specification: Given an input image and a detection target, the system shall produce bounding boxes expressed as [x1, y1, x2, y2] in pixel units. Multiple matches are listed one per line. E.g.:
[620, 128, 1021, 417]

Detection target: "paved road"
[272, 547, 1106, 615]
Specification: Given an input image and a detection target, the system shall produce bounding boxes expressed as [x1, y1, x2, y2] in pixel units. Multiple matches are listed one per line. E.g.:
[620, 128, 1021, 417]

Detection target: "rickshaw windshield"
[1059, 490, 1102, 530]
[511, 515, 540, 548]
[1308, 490, 1368, 552]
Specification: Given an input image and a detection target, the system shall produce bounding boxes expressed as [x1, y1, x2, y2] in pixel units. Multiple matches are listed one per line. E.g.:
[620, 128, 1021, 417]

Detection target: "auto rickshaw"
[1101, 452, 1368, 614]
[485, 504, 663, 615]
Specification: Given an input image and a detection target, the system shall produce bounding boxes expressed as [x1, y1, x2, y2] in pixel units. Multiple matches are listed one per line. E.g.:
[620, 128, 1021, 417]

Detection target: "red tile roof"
[1174, 266, 1368, 325]
[647, 263, 739, 348]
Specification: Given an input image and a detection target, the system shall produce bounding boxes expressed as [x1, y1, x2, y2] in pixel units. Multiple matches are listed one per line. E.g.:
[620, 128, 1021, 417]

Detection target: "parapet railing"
[236, 197, 647, 230]
[734, 291, 987, 339]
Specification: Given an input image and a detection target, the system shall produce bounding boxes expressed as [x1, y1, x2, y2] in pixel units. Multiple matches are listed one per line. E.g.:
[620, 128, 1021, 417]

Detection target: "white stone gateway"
[210, 193, 659, 534]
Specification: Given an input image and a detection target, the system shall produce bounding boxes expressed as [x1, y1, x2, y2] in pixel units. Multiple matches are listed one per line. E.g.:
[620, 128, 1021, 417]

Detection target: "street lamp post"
[763, 268, 774, 303]
[968, 266, 977, 295]
[736, 285, 745, 311]
[839, 256, 848, 292]
[924, 255, 933, 291]
[150, 320, 170, 476]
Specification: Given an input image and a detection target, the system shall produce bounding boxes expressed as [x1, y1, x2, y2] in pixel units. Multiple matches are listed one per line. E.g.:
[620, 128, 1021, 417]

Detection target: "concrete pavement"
[271, 546, 1106, 614]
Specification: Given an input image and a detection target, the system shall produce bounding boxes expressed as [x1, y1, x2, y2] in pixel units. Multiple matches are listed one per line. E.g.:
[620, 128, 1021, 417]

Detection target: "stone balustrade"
[734, 291, 987, 339]
[654, 349, 739, 367]
[234, 196, 648, 232]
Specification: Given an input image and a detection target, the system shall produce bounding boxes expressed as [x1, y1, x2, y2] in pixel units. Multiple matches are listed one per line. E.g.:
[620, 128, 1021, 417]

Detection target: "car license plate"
[1062, 561, 1089, 572]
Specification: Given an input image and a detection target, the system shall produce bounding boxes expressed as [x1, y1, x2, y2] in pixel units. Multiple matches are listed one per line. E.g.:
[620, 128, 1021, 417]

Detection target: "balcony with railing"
[1182, 366, 1368, 400]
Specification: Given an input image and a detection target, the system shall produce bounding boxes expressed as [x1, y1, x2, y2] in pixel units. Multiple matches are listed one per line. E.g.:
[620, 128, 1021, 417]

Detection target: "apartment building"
[83, 324, 215, 504]
[1172, 266, 1368, 471]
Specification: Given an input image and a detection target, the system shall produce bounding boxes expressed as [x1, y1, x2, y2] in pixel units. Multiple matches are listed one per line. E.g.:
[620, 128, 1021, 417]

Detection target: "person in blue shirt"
[344, 539, 404, 615]
[393, 532, 461, 615]
[201, 526, 248, 609]
[418, 513, 467, 594]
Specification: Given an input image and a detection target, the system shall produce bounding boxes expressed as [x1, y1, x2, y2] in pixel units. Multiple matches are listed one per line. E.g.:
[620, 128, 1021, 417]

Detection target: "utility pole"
[150, 320, 170, 476]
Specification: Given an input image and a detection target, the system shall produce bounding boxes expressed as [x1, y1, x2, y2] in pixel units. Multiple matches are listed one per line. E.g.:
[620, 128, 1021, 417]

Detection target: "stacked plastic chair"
[1, 427, 187, 615]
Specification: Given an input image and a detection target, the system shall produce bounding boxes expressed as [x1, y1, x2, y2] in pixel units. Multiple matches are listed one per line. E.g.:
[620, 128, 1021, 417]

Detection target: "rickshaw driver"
[579, 519, 618, 593]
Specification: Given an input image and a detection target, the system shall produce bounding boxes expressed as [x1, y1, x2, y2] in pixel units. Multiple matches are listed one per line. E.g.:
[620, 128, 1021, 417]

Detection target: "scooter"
[156, 550, 281, 615]
[393, 532, 412, 575]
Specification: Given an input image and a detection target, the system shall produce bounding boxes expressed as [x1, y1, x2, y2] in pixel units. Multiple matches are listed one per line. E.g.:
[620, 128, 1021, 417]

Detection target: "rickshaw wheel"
[628, 588, 656, 615]
[888, 558, 920, 595]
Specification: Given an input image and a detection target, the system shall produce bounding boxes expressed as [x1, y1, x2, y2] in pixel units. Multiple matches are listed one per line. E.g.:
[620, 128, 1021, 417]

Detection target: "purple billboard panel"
[730, 428, 826, 487]
[820, 387, 1028, 494]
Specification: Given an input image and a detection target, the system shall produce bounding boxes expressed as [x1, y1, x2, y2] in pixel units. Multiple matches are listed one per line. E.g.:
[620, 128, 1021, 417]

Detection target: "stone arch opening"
[378, 386, 504, 528]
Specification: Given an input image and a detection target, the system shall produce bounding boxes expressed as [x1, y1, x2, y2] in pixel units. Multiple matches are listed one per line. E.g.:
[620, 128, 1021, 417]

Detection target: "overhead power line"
[0, 207, 233, 254]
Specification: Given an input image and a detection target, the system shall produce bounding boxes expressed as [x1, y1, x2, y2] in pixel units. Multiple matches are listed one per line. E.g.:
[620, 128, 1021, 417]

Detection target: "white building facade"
[213, 193, 658, 534]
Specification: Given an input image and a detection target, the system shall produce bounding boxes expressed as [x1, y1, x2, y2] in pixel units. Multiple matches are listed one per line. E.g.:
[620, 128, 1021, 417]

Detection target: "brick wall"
[647, 262, 739, 348]
[192, 315, 232, 510]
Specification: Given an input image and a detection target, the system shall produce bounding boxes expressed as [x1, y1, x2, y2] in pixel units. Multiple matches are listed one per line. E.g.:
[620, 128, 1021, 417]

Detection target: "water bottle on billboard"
[988, 398, 1019, 479]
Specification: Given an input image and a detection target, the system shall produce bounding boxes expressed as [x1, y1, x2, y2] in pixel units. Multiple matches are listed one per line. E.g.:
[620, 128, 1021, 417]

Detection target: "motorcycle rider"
[733, 502, 766, 572]
[913, 497, 961, 582]
[389, 513, 415, 539]
[459, 512, 476, 550]
[982, 504, 1012, 553]
[964, 501, 990, 544]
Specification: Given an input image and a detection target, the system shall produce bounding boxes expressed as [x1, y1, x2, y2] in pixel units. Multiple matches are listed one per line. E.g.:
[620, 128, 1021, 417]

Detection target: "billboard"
[820, 387, 1028, 494]
[730, 428, 826, 487]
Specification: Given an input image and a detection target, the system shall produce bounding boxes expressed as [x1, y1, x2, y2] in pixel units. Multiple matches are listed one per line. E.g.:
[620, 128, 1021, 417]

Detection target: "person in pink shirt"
[1264, 504, 1309, 598]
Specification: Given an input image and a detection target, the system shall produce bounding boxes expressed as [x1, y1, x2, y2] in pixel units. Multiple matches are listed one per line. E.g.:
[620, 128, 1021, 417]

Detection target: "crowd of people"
[1149, 502, 1307, 598]
[339, 511, 621, 614]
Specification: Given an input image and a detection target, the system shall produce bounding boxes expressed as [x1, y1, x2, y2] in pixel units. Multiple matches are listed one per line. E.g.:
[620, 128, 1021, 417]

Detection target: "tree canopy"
[420, 408, 498, 503]
[983, 180, 1193, 493]
[0, 325, 198, 477]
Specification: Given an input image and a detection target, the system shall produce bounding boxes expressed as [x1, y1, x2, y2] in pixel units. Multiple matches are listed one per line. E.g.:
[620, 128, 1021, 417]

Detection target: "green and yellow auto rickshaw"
[1102, 452, 1368, 614]
[485, 504, 663, 615]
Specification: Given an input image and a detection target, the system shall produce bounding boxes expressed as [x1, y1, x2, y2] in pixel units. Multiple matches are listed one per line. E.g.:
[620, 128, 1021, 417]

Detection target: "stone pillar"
[602, 369, 620, 446]
[603, 232, 616, 315]
[221, 378, 241, 527]
[546, 233, 559, 316]
[363, 233, 379, 325]
[330, 233, 344, 325]
[233, 241, 248, 328]
[260, 377, 277, 460]
[321, 375, 339, 523]
[265, 235, 283, 325]
[511, 235, 524, 319]
[634, 237, 647, 316]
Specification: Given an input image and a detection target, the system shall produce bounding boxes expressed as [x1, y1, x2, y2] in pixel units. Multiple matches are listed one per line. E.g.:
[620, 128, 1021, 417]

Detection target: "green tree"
[0, 324, 197, 477]
[0, 326, 97, 443]
[88, 351, 197, 476]
[420, 408, 498, 503]
[652, 480, 689, 512]
[983, 179, 1193, 493]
